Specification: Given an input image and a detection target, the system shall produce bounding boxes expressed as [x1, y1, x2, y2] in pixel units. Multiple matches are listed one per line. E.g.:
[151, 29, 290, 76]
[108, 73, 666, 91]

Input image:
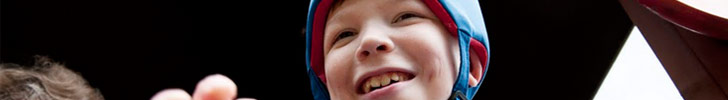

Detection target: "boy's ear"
[468, 49, 484, 87]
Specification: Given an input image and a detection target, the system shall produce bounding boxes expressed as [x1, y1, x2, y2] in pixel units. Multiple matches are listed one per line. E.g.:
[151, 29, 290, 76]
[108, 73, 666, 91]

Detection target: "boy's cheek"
[324, 48, 358, 92]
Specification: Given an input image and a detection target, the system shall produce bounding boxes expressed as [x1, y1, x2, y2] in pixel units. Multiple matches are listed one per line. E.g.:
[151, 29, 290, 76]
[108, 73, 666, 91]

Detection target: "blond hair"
[0, 56, 104, 100]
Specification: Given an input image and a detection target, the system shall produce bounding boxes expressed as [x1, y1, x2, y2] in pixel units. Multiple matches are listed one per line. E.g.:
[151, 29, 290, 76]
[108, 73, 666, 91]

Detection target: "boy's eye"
[334, 30, 356, 43]
[392, 13, 422, 23]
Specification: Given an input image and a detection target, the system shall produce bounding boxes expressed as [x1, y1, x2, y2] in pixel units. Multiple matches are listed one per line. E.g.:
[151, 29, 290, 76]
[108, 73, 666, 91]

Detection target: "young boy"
[306, 0, 490, 99]
[152, 0, 489, 100]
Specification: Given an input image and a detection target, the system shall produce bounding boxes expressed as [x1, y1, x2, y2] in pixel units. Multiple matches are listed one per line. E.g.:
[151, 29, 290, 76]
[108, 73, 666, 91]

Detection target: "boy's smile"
[355, 68, 415, 94]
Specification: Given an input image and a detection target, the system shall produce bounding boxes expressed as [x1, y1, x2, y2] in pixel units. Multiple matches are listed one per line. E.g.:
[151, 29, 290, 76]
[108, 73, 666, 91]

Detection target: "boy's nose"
[356, 35, 395, 61]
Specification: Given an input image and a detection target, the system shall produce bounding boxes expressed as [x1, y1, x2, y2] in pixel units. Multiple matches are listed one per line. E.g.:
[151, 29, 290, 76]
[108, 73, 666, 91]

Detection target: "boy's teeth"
[363, 83, 371, 93]
[400, 73, 409, 80]
[370, 76, 381, 87]
[381, 75, 391, 86]
[362, 72, 414, 94]
[392, 73, 400, 81]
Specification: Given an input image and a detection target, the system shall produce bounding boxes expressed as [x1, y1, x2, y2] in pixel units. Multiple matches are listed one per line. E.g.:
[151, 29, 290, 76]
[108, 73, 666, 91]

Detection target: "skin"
[151, 74, 254, 100]
[151, 0, 484, 100]
[322, 0, 471, 99]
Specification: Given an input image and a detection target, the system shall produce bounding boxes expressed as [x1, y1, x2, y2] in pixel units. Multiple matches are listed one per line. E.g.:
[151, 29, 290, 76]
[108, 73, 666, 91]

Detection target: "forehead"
[333, 0, 403, 11]
[326, 0, 419, 24]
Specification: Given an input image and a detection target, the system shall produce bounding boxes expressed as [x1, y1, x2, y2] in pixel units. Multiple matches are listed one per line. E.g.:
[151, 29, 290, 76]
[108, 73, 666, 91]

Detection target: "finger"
[192, 74, 237, 100]
[151, 88, 192, 100]
[236, 98, 256, 100]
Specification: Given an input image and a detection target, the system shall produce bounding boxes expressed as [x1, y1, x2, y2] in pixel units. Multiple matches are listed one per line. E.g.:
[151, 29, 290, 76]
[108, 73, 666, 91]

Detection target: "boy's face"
[322, 0, 460, 99]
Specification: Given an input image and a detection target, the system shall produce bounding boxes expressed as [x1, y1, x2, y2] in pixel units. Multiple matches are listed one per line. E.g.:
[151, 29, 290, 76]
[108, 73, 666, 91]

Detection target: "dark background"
[1, 0, 633, 99]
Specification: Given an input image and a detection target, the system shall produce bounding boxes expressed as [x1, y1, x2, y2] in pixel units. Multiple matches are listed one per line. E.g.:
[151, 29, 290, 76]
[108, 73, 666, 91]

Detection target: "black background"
[2, 0, 633, 99]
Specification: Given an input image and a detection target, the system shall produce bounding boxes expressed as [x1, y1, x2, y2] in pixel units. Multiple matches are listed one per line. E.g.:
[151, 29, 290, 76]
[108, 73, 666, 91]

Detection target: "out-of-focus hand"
[151, 74, 255, 100]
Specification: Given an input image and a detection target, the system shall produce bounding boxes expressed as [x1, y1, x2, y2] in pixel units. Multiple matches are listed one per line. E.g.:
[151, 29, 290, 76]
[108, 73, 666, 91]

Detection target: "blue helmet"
[305, 0, 490, 100]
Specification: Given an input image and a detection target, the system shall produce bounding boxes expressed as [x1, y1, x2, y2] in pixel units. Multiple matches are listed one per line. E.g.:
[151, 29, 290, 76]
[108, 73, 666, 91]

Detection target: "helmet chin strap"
[449, 35, 473, 100]
[448, 60, 473, 100]
[449, 91, 469, 100]
[450, 36, 488, 100]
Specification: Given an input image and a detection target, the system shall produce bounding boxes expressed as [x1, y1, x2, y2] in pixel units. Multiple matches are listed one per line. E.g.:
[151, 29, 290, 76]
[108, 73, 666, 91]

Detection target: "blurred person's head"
[0, 56, 103, 100]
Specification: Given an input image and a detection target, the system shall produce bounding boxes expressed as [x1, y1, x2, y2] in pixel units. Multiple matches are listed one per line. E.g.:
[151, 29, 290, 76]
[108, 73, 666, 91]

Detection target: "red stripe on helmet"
[422, 0, 459, 37]
[470, 38, 488, 77]
[311, 0, 335, 83]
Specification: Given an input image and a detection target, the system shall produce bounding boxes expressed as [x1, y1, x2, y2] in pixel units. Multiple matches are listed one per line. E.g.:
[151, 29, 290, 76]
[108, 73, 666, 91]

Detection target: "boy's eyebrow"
[324, 0, 346, 28]
[323, 0, 420, 35]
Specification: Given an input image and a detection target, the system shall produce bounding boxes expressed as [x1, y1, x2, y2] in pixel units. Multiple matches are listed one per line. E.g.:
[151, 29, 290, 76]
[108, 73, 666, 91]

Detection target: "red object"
[622, 0, 728, 99]
[310, 0, 334, 83]
[638, 0, 728, 40]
